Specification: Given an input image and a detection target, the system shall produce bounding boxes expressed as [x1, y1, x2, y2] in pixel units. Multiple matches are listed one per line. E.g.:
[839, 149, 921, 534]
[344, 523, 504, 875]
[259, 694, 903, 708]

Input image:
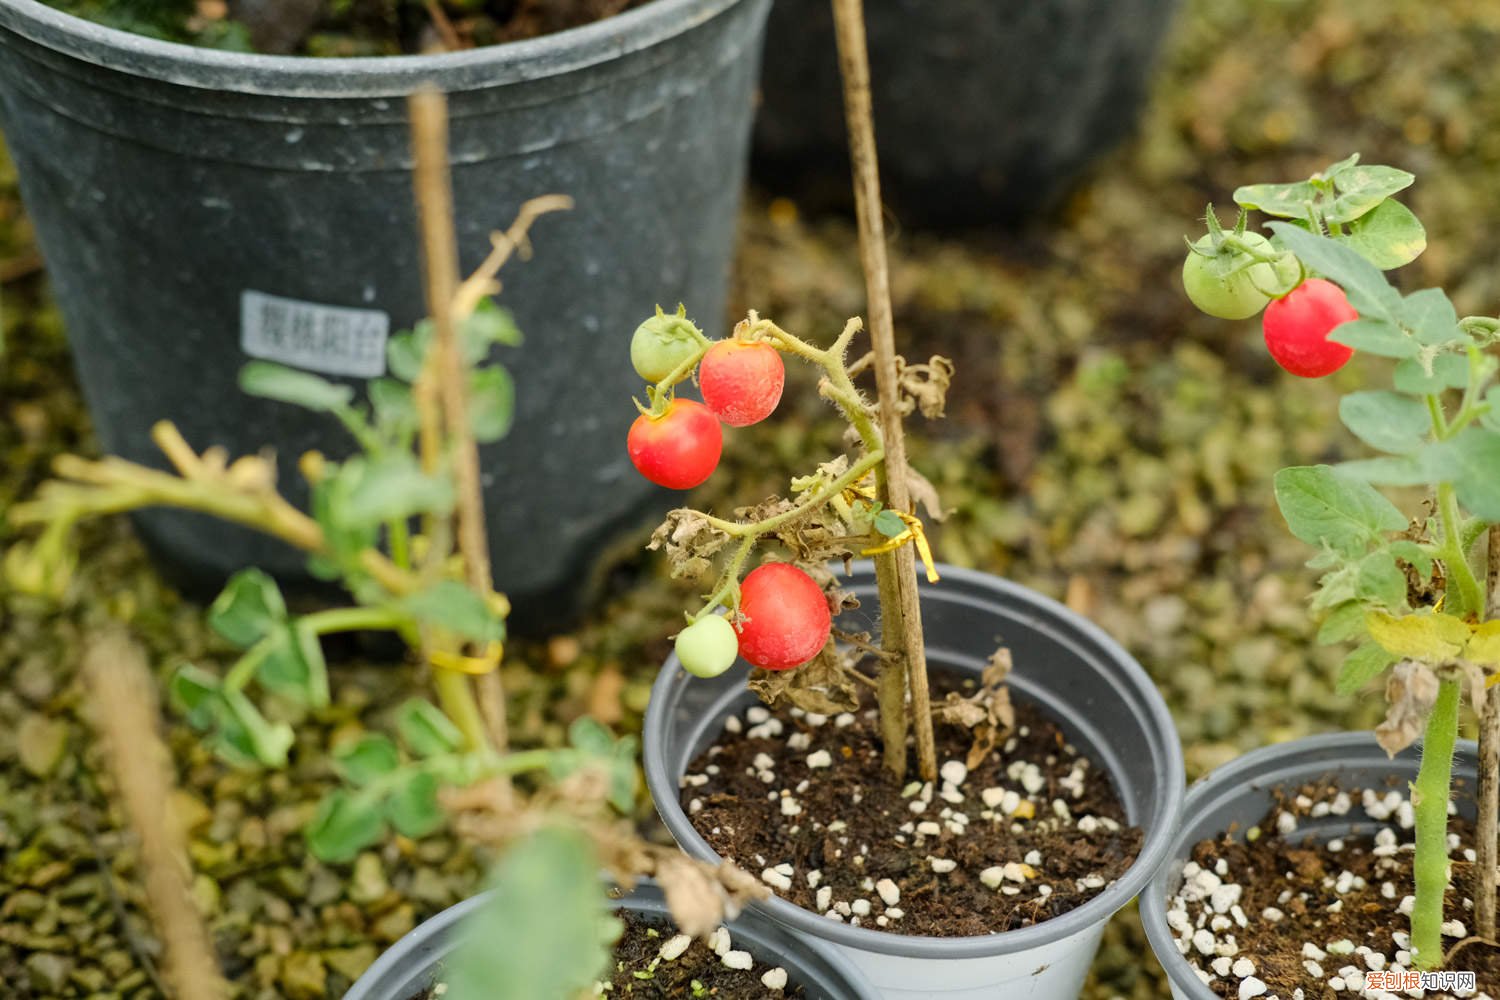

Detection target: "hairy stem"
[1439, 482, 1483, 619]
[1411, 678, 1461, 969]
[830, 0, 935, 782]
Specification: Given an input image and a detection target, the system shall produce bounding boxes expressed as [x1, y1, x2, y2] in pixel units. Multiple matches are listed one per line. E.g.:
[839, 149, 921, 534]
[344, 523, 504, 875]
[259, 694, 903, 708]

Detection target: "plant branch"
[410, 89, 508, 754]
[1438, 482, 1484, 619]
[83, 631, 229, 1000]
[829, 0, 935, 782]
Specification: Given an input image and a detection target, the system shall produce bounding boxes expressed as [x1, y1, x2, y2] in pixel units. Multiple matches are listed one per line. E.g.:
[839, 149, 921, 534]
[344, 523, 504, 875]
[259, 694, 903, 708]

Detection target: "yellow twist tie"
[430, 640, 504, 675]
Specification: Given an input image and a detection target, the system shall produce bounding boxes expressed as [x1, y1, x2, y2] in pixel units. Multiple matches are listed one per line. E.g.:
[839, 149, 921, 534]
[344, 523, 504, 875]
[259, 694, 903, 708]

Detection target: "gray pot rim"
[644, 560, 1186, 961]
[1139, 730, 1483, 998]
[0, 0, 745, 96]
[344, 878, 877, 999]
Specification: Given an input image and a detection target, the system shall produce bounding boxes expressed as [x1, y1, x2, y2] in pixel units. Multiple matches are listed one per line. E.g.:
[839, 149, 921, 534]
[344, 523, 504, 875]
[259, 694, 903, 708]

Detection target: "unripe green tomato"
[1182, 233, 1292, 320]
[675, 614, 739, 679]
[631, 313, 703, 383]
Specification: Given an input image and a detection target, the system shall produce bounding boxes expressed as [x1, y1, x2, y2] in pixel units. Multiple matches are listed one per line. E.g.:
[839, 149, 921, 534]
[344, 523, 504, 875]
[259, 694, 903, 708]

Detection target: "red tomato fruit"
[627, 399, 723, 489]
[734, 563, 831, 671]
[1262, 278, 1357, 378]
[698, 340, 785, 427]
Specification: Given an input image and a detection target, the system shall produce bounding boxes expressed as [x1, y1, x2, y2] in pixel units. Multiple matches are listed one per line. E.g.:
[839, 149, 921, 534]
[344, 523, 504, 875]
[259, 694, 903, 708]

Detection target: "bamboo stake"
[408, 89, 508, 753]
[1476, 525, 1500, 939]
[84, 631, 229, 1000]
[828, 0, 936, 783]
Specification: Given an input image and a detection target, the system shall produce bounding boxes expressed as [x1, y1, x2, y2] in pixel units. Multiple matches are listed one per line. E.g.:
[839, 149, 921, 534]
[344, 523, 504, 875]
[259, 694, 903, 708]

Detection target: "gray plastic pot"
[342, 878, 875, 999]
[752, 0, 1180, 226]
[0, 0, 769, 630]
[643, 562, 1185, 999]
[1140, 732, 1483, 999]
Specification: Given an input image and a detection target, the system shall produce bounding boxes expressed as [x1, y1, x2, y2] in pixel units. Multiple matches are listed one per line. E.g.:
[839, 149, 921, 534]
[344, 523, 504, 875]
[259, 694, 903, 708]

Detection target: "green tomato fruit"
[1182, 233, 1294, 320]
[631, 312, 704, 383]
[675, 614, 739, 679]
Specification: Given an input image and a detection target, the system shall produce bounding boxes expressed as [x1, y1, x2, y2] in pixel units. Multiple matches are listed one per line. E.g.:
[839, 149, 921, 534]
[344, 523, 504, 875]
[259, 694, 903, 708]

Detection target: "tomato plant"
[699, 339, 785, 427]
[1262, 278, 1358, 378]
[733, 563, 832, 671]
[627, 398, 723, 489]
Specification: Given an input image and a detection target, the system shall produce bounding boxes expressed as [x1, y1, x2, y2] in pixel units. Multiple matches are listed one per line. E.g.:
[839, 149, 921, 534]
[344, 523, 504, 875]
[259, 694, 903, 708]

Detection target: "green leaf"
[255, 629, 315, 705]
[1394, 353, 1469, 394]
[444, 829, 611, 1000]
[873, 509, 906, 538]
[168, 664, 223, 729]
[468, 366, 515, 444]
[307, 789, 386, 863]
[1440, 427, 1500, 521]
[1367, 610, 1472, 661]
[1355, 550, 1408, 611]
[1234, 180, 1320, 220]
[386, 327, 427, 383]
[1336, 643, 1398, 695]
[1388, 539, 1435, 579]
[1400, 288, 1462, 348]
[1483, 387, 1500, 434]
[396, 698, 464, 757]
[568, 717, 616, 758]
[1337, 454, 1433, 487]
[339, 454, 455, 527]
[308, 463, 380, 575]
[1317, 602, 1368, 645]
[1268, 223, 1401, 321]
[335, 734, 401, 786]
[1273, 465, 1407, 556]
[1337, 199, 1426, 269]
[395, 581, 504, 644]
[386, 771, 445, 838]
[292, 622, 330, 708]
[463, 300, 523, 351]
[1338, 391, 1429, 454]
[220, 688, 294, 767]
[1326, 166, 1416, 225]
[1466, 622, 1500, 667]
[208, 569, 287, 648]
[239, 361, 355, 413]
[1327, 318, 1419, 359]
[369, 378, 417, 439]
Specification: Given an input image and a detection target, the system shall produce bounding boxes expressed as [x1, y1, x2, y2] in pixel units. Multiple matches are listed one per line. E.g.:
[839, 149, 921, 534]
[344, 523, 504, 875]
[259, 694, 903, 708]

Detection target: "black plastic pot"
[643, 562, 1186, 999]
[1141, 733, 1483, 999]
[0, 0, 769, 630]
[342, 878, 876, 999]
[752, 0, 1179, 227]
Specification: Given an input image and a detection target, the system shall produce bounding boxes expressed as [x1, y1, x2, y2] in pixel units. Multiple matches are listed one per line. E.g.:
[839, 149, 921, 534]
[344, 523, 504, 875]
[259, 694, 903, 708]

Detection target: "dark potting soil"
[403, 908, 802, 999]
[681, 677, 1144, 938]
[47, 0, 651, 58]
[1165, 782, 1500, 998]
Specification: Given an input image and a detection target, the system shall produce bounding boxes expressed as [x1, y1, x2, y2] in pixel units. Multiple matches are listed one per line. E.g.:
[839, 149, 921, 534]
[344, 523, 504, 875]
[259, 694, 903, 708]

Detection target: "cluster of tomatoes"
[1182, 231, 1357, 378]
[626, 313, 833, 680]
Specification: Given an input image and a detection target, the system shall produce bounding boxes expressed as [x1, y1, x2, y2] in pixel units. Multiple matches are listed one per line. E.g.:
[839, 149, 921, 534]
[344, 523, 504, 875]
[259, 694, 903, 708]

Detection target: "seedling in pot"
[6, 91, 767, 998]
[1182, 154, 1500, 971]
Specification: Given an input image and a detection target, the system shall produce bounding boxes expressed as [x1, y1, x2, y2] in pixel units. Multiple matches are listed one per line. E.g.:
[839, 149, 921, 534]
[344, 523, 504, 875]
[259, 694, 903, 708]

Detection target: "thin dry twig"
[409, 89, 510, 753]
[83, 630, 229, 1000]
[1476, 524, 1500, 939]
[829, 0, 936, 782]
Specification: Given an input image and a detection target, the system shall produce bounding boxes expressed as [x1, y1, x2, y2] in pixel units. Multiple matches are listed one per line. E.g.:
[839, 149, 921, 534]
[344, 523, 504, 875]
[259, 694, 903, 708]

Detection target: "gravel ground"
[4, 1, 1500, 996]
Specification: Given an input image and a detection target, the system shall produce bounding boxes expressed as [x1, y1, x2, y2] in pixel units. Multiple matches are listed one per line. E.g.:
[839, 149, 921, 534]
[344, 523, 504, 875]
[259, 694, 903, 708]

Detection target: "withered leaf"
[1376, 660, 1440, 757]
[654, 852, 725, 939]
[647, 509, 729, 580]
[899, 354, 955, 420]
[746, 642, 860, 716]
[934, 646, 1015, 770]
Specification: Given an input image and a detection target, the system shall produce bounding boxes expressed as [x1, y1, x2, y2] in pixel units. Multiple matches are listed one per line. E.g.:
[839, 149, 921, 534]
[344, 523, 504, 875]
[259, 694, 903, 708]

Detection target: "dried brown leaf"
[1377, 660, 1440, 756]
[747, 642, 860, 715]
[653, 852, 725, 938]
[934, 646, 1015, 770]
[647, 509, 729, 580]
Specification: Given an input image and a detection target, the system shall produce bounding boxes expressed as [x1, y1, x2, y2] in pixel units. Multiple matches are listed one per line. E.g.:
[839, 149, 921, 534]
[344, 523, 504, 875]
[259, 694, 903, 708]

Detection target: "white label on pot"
[240, 290, 389, 378]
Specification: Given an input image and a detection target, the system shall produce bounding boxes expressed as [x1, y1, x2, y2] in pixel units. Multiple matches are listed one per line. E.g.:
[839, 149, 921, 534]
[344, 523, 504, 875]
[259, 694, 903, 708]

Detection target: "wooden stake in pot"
[829, 0, 937, 784]
[1476, 524, 1500, 940]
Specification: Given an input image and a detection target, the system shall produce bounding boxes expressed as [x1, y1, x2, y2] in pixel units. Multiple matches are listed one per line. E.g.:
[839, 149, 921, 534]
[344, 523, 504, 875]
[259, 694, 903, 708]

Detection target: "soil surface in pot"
[406, 908, 803, 999]
[681, 673, 1144, 938]
[48, 0, 651, 57]
[1165, 780, 1500, 998]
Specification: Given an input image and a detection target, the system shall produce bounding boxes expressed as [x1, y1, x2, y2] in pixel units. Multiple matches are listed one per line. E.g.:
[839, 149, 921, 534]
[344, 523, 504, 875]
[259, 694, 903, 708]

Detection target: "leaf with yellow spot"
[1364, 610, 1471, 661]
[1466, 621, 1500, 668]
